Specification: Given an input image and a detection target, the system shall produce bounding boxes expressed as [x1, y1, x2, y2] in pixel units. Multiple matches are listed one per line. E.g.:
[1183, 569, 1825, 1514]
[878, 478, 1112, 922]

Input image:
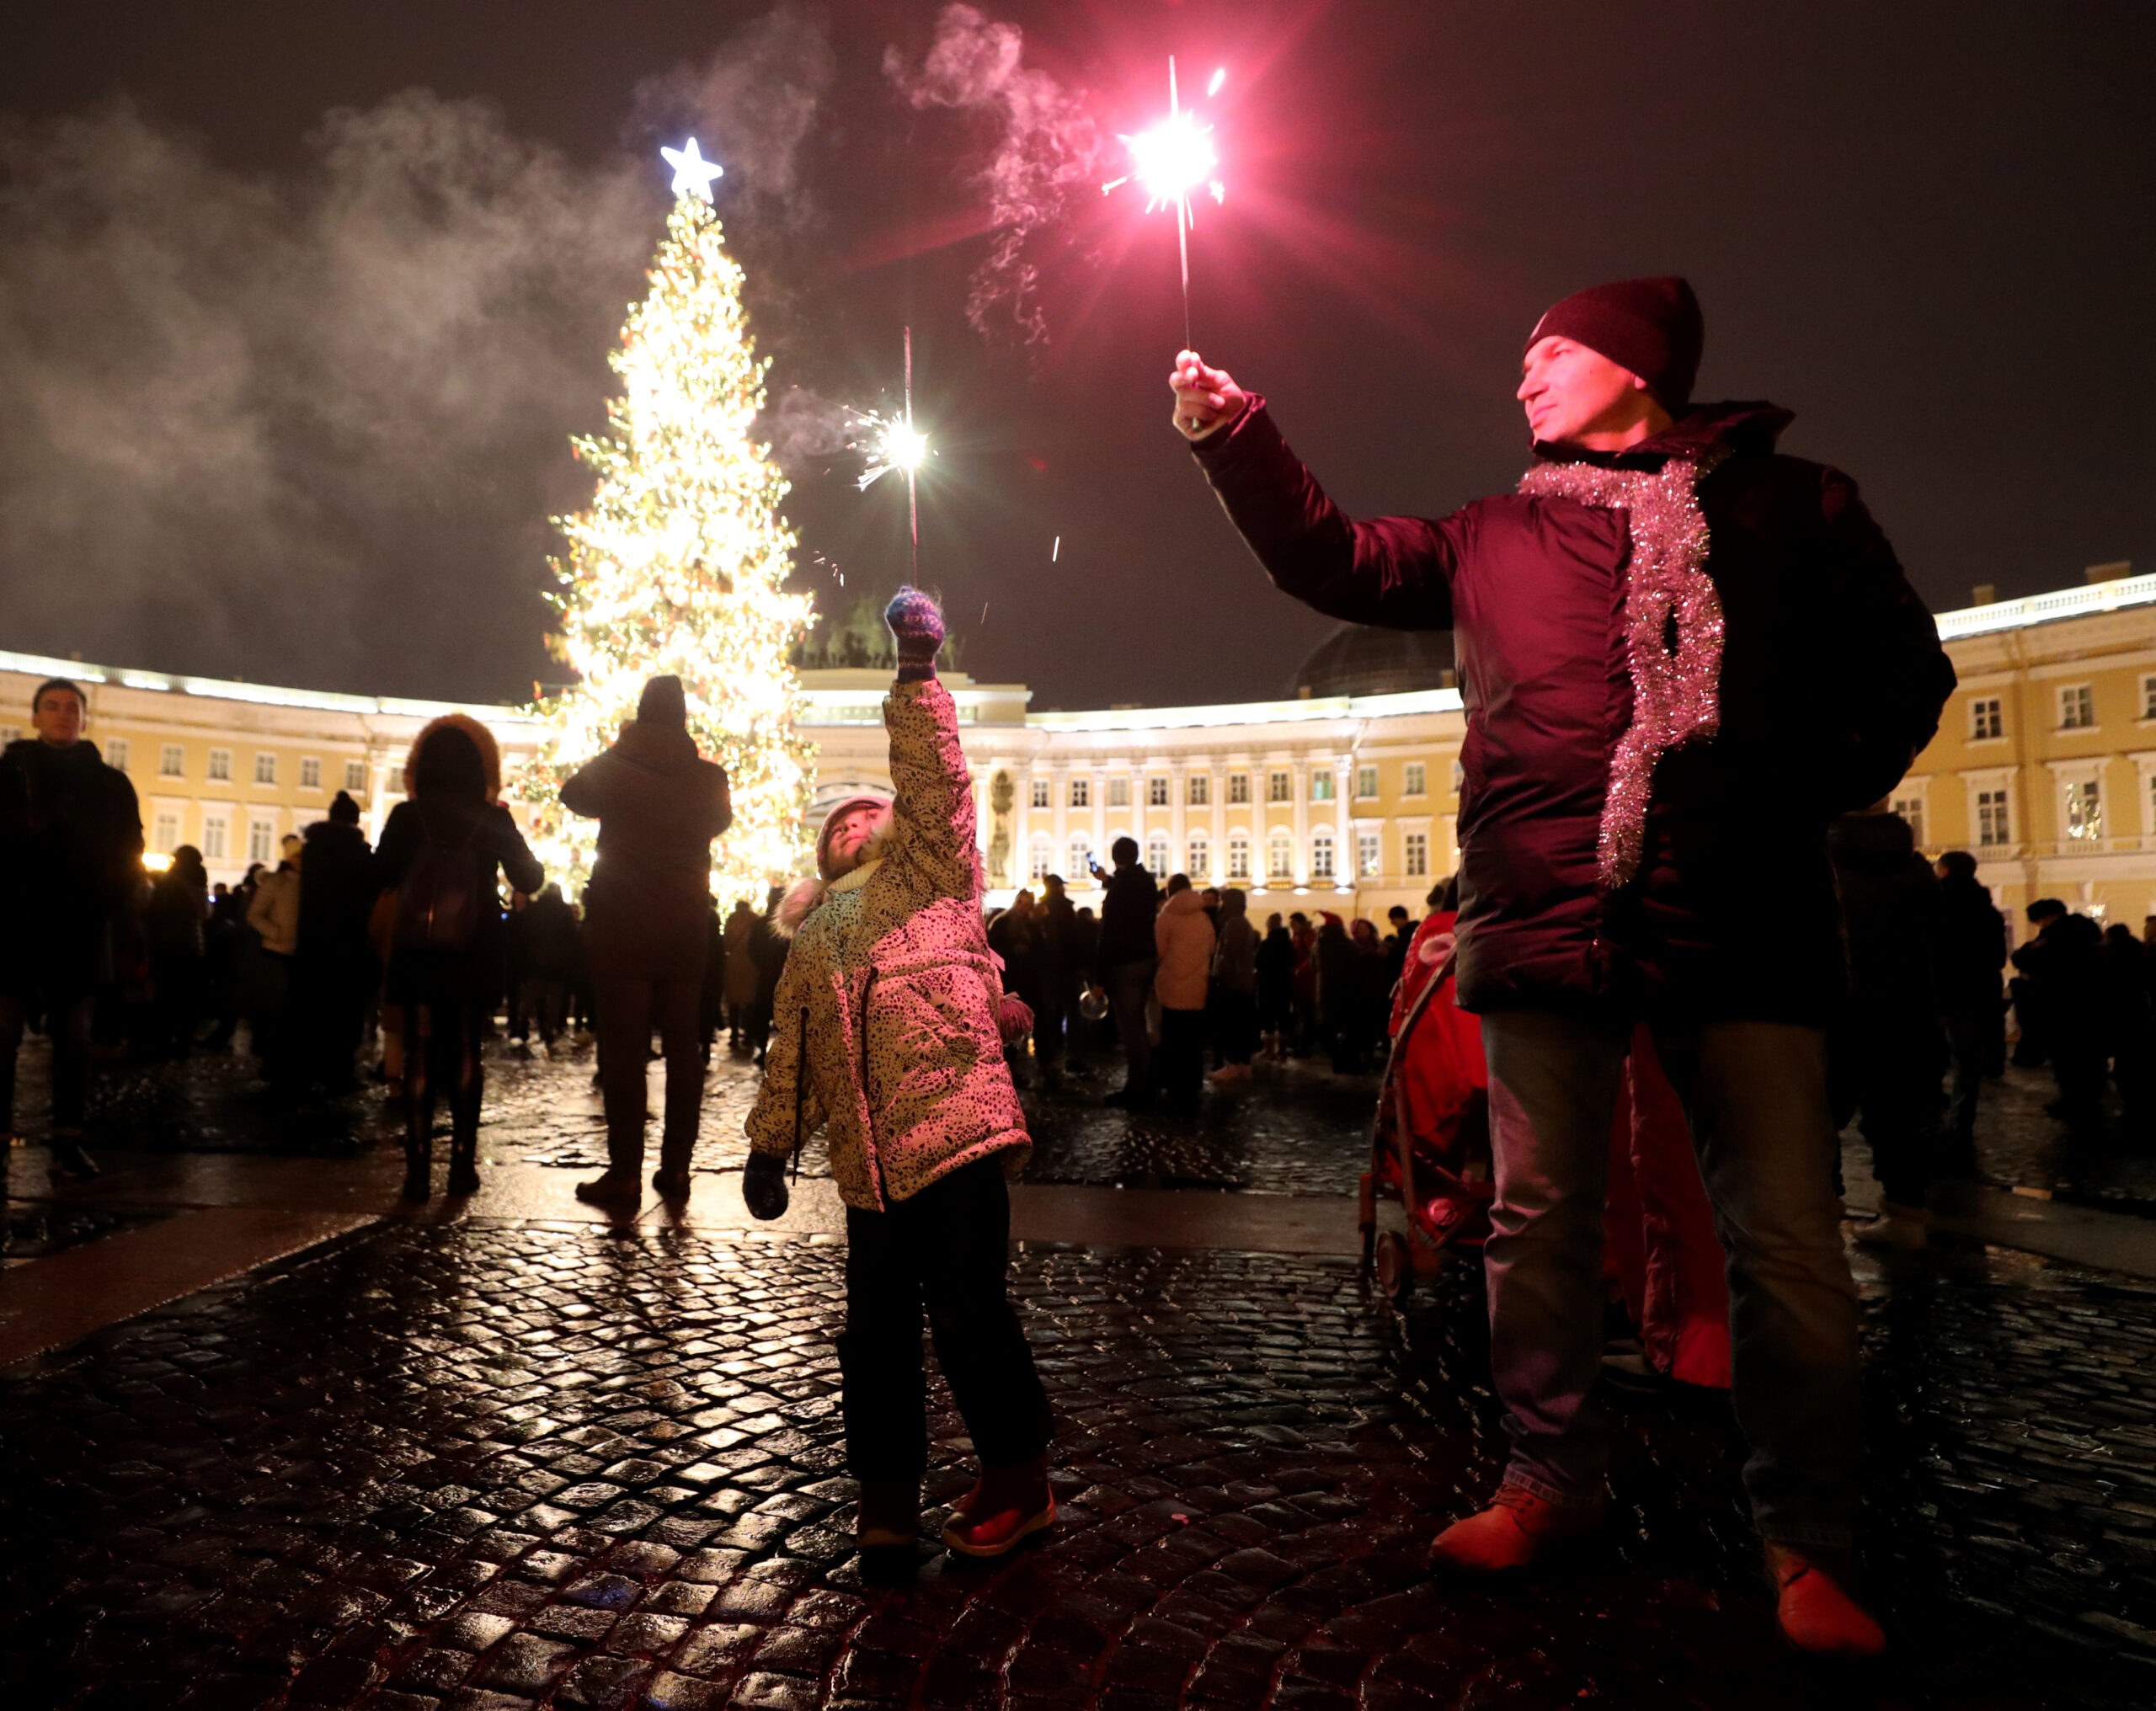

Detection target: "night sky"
[2, 1, 2149, 711]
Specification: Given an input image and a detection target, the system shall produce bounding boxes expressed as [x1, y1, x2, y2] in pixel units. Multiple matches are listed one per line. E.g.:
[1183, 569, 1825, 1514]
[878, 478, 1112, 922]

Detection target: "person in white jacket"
[1153, 874, 1216, 1115]
[245, 850, 302, 1080]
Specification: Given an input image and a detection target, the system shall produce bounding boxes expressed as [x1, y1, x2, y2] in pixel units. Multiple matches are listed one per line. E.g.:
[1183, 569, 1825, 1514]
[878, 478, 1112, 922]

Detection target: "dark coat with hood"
[0, 737, 143, 993]
[297, 819, 376, 976]
[559, 720, 731, 983]
[1824, 811, 1941, 1028]
[1192, 398, 1956, 1023]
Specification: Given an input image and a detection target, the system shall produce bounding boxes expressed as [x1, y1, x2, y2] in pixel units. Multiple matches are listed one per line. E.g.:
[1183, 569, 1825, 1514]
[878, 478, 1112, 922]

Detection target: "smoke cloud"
[756, 387, 867, 477]
[883, 4, 1102, 346]
[0, 8, 834, 701]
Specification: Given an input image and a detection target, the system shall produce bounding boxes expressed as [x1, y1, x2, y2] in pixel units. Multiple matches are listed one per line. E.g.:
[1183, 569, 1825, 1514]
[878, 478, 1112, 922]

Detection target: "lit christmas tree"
[513, 141, 816, 903]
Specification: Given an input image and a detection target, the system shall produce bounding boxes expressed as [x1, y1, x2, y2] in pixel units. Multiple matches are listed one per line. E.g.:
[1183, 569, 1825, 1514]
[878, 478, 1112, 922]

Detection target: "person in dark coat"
[2101, 925, 2156, 1135]
[146, 845, 210, 1058]
[1033, 874, 1082, 1089]
[748, 884, 787, 1066]
[1931, 850, 2005, 1164]
[1312, 914, 1358, 1072]
[1827, 807, 1947, 1250]
[374, 721, 542, 1201]
[0, 679, 142, 1177]
[516, 882, 581, 1050]
[1087, 838, 1161, 1107]
[1172, 276, 1955, 1654]
[293, 792, 376, 1089]
[558, 674, 732, 1205]
[1255, 912, 1294, 1061]
[2012, 903, 2105, 1130]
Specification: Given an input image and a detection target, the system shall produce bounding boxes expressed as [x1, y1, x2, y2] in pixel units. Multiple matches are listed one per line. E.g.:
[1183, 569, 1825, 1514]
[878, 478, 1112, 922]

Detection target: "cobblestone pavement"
[2, 1218, 2152, 1710]
[22, 1031, 2156, 1212]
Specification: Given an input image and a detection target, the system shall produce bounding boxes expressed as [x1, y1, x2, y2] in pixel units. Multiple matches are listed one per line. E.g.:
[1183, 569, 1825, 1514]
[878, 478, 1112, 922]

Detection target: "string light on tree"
[511, 140, 815, 903]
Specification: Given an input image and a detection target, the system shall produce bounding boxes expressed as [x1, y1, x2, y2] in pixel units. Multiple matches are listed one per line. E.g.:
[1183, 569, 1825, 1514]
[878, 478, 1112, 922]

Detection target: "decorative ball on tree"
[513, 144, 815, 903]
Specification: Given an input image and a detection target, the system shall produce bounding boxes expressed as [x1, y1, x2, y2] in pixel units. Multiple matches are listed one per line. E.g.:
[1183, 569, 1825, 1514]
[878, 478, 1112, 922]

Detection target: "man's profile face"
[1517, 337, 1652, 445]
[33, 687, 85, 747]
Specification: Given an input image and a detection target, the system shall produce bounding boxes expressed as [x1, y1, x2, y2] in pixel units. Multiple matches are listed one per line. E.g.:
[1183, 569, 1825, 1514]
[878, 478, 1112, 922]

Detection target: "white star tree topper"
[660, 138, 724, 202]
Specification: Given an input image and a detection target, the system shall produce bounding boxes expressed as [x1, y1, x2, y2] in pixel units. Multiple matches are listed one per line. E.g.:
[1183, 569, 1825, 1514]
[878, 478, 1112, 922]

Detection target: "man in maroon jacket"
[1173, 279, 1954, 1656]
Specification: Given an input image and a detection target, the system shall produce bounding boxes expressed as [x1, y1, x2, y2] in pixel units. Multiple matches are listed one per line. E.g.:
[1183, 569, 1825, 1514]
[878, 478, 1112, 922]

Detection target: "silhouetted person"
[2009, 898, 2068, 1067]
[1314, 913, 1358, 1072]
[748, 884, 787, 1066]
[375, 718, 542, 1200]
[1827, 805, 1946, 1250]
[247, 844, 302, 1081]
[146, 845, 210, 1058]
[2101, 924, 2156, 1135]
[293, 791, 376, 1089]
[0, 678, 142, 1177]
[2013, 902, 2105, 1129]
[1154, 872, 1215, 1114]
[1033, 874, 1081, 1090]
[517, 882, 580, 1051]
[987, 888, 1042, 1087]
[723, 897, 760, 1052]
[1932, 850, 2006, 1164]
[1255, 912, 1294, 1061]
[1089, 836, 1160, 1107]
[561, 674, 731, 1205]
[1209, 887, 1258, 1080]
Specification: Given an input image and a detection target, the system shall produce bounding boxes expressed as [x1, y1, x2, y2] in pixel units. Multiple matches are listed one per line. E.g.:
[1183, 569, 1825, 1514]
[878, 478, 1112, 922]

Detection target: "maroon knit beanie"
[1524, 276, 1704, 413]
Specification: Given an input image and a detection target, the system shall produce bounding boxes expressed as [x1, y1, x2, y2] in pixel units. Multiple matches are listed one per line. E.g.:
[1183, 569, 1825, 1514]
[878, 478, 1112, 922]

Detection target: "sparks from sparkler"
[852, 328, 929, 581]
[1102, 58, 1227, 346]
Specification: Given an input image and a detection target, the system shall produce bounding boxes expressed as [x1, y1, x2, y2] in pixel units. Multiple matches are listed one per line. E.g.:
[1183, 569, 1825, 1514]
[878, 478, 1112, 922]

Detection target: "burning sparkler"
[1103, 57, 1227, 345]
[853, 328, 929, 581]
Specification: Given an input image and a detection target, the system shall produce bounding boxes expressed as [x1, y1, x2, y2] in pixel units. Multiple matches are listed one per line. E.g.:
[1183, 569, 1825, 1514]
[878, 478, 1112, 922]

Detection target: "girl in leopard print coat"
[743, 589, 1054, 1563]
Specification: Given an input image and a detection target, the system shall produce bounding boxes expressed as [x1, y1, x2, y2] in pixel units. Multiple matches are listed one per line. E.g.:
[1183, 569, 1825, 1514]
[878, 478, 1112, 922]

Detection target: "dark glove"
[743, 1149, 790, 1221]
[883, 586, 946, 680]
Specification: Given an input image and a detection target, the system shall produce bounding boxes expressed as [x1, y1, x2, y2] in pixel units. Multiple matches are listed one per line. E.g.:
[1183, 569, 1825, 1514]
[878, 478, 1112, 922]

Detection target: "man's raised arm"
[1170, 350, 1461, 631]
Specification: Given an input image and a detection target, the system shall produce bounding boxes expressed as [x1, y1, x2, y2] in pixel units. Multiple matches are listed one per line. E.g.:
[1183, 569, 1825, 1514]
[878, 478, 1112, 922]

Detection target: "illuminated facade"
[6, 564, 2151, 930]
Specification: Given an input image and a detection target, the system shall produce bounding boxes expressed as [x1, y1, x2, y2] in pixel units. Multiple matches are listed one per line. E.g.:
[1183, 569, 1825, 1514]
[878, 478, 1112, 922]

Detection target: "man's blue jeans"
[1481, 1010, 1860, 1549]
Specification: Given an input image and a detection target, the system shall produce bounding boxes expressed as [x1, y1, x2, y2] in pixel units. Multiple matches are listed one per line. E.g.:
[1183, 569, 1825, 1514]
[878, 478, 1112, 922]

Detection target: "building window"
[1404, 831, 1429, 877]
[1228, 833, 1251, 881]
[1108, 777, 1130, 808]
[1145, 833, 1170, 877]
[1029, 832, 1053, 881]
[254, 752, 277, 786]
[1310, 770, 1335, 802]
[1187, 773, 1209, 807]
[301, 757, 322, 790]
[152, 810, 179, 854]
[1268, 770, 1293, 803]
[1227, 771, 1251, 804]
[208, 748, 232, 781]
[1403, 761, 1427, 797]
[105, 739, 130, 773]
[1358, 830, 1381, 878]
[344, 760, 367, 793]
[1148, 776, 1170, 808]
[1970, 697, 2003, 740]
[1267, 830, 1294, 879]
[248, 818, 275, 864]
[1070, 777, 1090, 809]
[1187, 833, 1210, 878]
[2063, 779, 2103, 841]
[1356, 765, 1379, 800]
[1067, 833, 1092, 877]
[159, 744, 184, 777]
[1889, 795, 1925, 848]
[1977, 789, 2010, 848]
[202, 815, 228, 861]
[2059, 685, 2095, 731]
[1310, 829, 1337, 881]
[1031, 777, 1051, 809]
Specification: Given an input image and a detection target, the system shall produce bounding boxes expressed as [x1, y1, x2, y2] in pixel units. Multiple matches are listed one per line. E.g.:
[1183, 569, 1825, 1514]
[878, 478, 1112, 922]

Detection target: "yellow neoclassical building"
[3, 566, 2149, 935]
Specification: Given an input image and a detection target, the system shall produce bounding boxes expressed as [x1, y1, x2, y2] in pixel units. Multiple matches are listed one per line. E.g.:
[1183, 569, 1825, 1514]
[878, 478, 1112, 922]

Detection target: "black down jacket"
[1192, 398, 1956, 1023]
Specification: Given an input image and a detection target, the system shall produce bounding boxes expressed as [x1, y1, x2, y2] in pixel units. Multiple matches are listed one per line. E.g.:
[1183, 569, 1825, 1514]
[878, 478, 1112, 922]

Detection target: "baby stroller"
[1358, 909, 1495, 1307]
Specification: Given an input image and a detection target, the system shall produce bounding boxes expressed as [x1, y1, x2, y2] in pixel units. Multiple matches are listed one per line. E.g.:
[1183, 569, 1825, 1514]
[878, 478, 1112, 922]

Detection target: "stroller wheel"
[1374, 1231, 1415, 1309]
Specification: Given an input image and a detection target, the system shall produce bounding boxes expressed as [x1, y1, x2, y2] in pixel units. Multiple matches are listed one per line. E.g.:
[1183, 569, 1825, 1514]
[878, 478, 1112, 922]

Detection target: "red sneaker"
[941, 1455, 1054, 1559]
[1767, 1546, 1886, 1657]
[1428, 1482, 1605, 1574]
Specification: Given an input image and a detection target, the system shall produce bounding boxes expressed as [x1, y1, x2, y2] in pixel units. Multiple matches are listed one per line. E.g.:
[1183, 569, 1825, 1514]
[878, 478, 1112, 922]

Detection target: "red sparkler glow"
[1102, 58, 1227, 344]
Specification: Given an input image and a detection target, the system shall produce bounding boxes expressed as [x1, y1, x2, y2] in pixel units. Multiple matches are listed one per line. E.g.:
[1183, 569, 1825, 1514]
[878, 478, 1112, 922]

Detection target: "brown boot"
[857, 1479, 921, 1551]
[1767, 1545, 1886, 1657]
[942, 1454, 1054, 1558]
[1428, 1482, 1605, 1574]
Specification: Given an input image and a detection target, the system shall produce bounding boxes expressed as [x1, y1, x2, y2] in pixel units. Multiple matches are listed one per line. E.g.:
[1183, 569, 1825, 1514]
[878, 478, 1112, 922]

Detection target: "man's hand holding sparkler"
[1170, 349, 1247, 441]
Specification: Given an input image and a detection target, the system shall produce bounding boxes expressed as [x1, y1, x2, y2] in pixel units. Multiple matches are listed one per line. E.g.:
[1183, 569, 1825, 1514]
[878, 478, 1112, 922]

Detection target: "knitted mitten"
[884, 586, 945, 682]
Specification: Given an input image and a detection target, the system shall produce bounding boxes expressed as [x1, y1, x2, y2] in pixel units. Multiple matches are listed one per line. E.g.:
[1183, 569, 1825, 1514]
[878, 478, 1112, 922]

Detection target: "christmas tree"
[514, 152, 815, 904]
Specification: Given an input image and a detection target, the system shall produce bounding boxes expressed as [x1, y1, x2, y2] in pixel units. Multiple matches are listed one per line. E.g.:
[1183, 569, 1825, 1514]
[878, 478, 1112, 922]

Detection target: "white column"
[1335, 758, 1354, 896]
[1292, 757, 1310, 883]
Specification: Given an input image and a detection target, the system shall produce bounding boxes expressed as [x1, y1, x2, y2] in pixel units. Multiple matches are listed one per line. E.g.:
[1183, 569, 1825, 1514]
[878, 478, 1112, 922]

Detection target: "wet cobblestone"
[16, 1026, 2156, 1210]
[0, 1219, 2150, 1708]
